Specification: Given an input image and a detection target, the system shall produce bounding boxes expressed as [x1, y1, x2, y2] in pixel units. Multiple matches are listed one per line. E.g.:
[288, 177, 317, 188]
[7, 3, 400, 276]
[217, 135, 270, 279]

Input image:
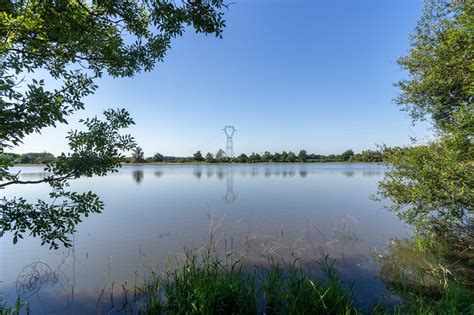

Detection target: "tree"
[393, 0, 472, 131]
[151, 153, 164, 162]
[286, 151, 296, 163]
[0, 152, 19, 164]
[193, 151, 204, 162]
[341, 149, 354, 161]
[248, 152, 261, 163]
[215, 149, 225, 162]
[205, 152, 214, 163]
[273, 152, 282, 162]
[163, 156, 177, 163]
[132, 146, 146, 163]
[379, 137, 473, 234]
[0, 0, 227, 248]
[19, 153, 34, 164]
[38, 152, 56, 164]
[236, 153, 248, 163]
[263, 151, 272, 162]
[298, 150, 308, 162]
[350, 150, 383, 162]
[378, 0, 473, 235]
[1, 109, 135, 248]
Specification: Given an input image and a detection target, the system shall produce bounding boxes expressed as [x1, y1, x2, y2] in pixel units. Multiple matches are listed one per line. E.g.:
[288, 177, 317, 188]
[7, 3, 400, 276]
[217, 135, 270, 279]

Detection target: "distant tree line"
[124, 147, 388, 164]
[2, 147, 392, 165]
[0, 152, 56, 164]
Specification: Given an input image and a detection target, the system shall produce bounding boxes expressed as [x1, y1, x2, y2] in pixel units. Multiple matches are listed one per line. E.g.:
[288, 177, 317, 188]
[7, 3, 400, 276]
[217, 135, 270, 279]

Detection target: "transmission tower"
[222, 125, 236, 158]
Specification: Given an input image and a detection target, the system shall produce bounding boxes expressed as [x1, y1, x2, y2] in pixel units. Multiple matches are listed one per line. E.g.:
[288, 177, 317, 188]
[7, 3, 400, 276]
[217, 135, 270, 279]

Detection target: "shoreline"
[12, 161, 383, 167]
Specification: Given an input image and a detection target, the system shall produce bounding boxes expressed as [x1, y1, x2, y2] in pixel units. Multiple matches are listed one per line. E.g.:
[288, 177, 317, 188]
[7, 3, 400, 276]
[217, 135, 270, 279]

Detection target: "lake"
[0, 163, 411, 313]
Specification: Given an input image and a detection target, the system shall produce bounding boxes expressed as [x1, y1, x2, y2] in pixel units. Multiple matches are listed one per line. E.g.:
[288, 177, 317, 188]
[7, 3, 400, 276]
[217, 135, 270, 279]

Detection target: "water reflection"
[225, 171, 236, 203]
[2, 163, 400, 313]
[2, 212, 400, 314]
[132, 170, 144, 184]
[343, 171, 355, 177]
[264, 169, 272, 177]
[193, 168, 203, 179]
[3, 233, 423, 314]
[362, 170, 384, 177]
[283, 171, 295, 177]
[124, 164, 387, 185]
[132, 166, 240, 203]
[250, 168, 259, 177]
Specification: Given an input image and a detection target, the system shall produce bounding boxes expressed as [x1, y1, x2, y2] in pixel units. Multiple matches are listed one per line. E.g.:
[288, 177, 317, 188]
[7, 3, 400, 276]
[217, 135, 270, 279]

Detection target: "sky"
[18, 0, 433, 157]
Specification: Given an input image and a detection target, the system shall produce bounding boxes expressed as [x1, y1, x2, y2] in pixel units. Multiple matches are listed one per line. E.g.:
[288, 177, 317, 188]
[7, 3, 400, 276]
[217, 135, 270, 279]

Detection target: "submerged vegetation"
[2, 238, 472, 314]
[139, 245, 473, 315]
[376, 234, 473, 314]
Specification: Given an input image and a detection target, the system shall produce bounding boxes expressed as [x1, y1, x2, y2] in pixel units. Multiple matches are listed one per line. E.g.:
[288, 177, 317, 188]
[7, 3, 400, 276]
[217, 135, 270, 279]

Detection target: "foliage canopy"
[0, 0, 227, 248]
[379, 0, 473, 235]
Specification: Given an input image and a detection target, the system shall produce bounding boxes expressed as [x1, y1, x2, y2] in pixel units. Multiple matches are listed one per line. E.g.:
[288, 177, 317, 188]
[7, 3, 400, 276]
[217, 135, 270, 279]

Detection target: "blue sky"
[20, 0, 432, 156]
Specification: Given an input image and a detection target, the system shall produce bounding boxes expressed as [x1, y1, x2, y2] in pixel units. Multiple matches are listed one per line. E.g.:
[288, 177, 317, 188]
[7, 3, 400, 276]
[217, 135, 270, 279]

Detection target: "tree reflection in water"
[132, 170, 144, 184]
[193, 169, 202, 179]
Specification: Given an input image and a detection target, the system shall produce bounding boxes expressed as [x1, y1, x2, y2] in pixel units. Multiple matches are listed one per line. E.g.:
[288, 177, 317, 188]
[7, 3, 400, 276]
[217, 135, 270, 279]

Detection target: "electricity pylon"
[222, 125, 236, 158]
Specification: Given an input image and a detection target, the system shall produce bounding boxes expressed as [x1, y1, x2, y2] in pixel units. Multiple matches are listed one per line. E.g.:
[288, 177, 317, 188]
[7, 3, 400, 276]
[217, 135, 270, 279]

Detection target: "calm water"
[1, 163, 410, 313]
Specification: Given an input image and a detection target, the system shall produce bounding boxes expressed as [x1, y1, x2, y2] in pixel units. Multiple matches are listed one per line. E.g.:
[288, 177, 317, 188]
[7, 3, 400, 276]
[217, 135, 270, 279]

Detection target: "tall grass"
[372, 282, 474, 314]
[262, 256, 357, 314]
[136, 252, 357, 314]
[0, 297, 28, 315]
[166, 255, 256, 314]
[3, 249, 472, 314]
[2, 223, 471, 314]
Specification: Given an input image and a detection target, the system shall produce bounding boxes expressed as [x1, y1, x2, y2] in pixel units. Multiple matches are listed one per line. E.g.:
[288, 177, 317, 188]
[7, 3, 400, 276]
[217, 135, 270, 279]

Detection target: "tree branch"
[0, 172, 75, 188]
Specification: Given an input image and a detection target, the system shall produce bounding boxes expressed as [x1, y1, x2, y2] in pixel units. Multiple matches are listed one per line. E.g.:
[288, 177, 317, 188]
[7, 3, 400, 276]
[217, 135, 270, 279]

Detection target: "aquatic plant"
[261, 256, 358, 314]
[0, 296, 28, 315]
[135, 252, 357, 314]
